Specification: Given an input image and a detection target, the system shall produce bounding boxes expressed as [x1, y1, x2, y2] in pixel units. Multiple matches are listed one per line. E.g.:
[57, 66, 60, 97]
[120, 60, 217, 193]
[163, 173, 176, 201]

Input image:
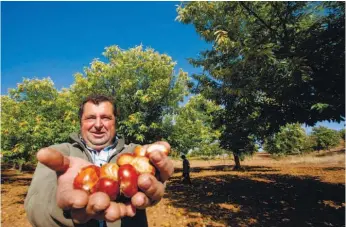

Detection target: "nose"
[94, 118, 103, 129]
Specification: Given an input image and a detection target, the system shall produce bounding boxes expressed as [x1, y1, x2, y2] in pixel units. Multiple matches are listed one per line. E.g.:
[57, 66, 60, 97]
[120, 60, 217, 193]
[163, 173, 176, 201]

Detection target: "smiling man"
[24, 94, 174, 227]
[79, 98, 117, 151]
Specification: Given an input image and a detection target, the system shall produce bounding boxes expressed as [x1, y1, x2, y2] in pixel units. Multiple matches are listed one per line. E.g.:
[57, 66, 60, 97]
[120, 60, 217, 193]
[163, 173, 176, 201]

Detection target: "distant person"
[181, 154, 191, 184]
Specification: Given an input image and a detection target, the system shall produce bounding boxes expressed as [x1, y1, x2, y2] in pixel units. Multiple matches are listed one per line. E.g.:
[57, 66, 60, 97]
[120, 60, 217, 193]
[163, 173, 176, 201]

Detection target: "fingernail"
[151, 152, 162, 163]
[137, 196, 145, 207]
[129, 204, 136, 217]
[140, 175, 151, 190]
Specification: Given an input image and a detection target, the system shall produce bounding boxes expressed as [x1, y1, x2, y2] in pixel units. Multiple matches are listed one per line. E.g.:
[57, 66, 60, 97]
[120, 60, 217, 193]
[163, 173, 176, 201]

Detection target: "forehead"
[83, 101, 114, 115]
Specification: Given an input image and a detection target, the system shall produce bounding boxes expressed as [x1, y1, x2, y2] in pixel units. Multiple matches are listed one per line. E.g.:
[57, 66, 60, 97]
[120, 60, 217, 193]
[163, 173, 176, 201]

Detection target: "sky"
[1, 1, 344, 132]
[1, 1, 210, 92]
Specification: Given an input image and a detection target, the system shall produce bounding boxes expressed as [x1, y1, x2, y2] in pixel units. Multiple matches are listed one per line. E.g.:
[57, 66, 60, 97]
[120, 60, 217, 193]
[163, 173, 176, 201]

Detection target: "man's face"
[81, 101, 116, 151]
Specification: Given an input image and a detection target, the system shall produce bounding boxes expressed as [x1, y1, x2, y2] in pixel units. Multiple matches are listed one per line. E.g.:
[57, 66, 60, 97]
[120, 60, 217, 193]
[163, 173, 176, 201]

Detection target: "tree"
[339, 128, 345, 141]
[1, 45, 189, 170]
[70, 45, 189, 144]
[264, 123, 310, 156]
[177, 2, 345, 168]
[311, 126, 340, 151]
[167, 94, 222, 157]
[1, 78, 78, 171]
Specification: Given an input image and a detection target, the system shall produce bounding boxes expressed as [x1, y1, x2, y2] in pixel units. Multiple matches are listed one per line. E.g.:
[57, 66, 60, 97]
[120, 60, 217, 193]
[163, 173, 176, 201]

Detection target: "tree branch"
[272, 2, 289, 46]
[239, 2, 275, 33]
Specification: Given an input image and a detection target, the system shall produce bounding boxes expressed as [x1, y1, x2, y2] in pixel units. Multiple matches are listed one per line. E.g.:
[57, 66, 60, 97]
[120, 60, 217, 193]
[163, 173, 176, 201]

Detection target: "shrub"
[264, 123, 309, 156]
[339, 128, 345, 141]
[311, 126, 340, 151]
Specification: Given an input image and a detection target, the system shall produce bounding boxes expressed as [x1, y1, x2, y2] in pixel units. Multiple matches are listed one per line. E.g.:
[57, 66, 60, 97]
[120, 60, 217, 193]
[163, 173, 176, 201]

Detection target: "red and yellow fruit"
[73, 143, 169, 200]
[94, 177, 119, 201]
[118, 164, 139, 198]
[73, 165, 100, 193]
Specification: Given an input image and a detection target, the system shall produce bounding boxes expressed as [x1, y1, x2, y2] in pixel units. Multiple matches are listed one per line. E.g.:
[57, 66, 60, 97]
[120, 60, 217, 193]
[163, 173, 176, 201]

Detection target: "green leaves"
[1, 79, 79, 170]
[1, 45, 191, 168]
[167, 94, 222, 156]
[264, 124, 342, 155]
[311, 126, 340, 151]
[177, 2, 345, 163]
[1, 45, 192, 169]
[69, 45, 190, 144]
[311, 103, 330, 113]
[264, 124, 310, 155]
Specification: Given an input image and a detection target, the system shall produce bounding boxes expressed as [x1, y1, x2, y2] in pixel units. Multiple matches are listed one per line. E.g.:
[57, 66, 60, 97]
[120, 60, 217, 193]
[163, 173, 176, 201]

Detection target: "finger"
[70, 208, 91, 224]
[131, 191, 151, 209]
[37, 147, 70, 173]
[104, 202, 136, 222]
[55, 157, 91, 209]
[137, 174, 164, 203]
[57, 188, 89, 209]
[70, 192, 112, 223]
[85, 192, 110, 216]
[148, 151, 174, 182]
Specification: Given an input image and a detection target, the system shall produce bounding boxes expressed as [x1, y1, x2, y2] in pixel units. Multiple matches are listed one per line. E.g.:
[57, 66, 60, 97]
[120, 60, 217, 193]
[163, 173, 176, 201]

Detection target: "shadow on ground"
[167, 165, 345, 227]
[1, 169, 33, 186]
[183, 165, 280, 173]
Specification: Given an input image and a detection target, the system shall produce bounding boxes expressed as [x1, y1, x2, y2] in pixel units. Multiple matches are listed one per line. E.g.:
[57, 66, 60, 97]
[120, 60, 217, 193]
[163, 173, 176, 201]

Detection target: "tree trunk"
[11, 162, 16, 170]
[233, 153, 241, 170]
[18, 163, 23, 172]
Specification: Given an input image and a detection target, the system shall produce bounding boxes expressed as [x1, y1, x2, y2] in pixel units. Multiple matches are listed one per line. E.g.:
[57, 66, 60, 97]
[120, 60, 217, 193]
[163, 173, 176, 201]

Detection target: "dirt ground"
[1, 148, 345, 227]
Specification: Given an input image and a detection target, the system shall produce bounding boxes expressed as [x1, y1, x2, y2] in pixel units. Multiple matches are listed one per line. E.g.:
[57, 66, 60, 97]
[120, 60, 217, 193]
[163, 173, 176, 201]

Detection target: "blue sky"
[1, 1, 210, 92]
[1, 1, 344, 132]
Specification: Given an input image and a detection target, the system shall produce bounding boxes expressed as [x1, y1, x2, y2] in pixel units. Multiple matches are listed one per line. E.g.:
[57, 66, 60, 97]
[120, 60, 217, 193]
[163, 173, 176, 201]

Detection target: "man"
[24, 94, 174, 227]
[181, 155, 191, 184]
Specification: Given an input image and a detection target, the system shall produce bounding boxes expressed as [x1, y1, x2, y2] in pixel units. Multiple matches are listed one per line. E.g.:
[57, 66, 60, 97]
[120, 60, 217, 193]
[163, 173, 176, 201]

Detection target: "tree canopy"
[311, 126, 341, 151]
[177, 1, 345, 127]
[167, 94, 222, 157]
[1, 79, 78, 170]
[70, 45, 190, 144]
[1, 45, 191, 170]
[264, 123, 310, 156]
[177, 1, 345, 167]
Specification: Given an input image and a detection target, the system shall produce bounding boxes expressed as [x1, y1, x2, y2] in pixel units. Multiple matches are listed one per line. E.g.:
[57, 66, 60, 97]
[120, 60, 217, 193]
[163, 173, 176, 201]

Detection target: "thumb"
[37, 147, 70, 173]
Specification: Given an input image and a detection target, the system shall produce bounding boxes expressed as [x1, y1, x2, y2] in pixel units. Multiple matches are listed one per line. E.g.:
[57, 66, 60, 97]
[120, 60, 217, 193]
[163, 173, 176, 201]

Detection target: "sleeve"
[120, 209, 148, 227]
[24, 143, 75, 227]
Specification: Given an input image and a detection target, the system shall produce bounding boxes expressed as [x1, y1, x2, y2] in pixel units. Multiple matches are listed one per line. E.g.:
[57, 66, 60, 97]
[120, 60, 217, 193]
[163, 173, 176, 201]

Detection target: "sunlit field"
[2, 146, 344, 227]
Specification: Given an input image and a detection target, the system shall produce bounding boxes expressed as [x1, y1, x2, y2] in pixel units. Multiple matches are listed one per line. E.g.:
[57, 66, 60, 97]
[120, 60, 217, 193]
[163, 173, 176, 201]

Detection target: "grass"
[266, 146, 345, 165]
[177, 143, 345, 165]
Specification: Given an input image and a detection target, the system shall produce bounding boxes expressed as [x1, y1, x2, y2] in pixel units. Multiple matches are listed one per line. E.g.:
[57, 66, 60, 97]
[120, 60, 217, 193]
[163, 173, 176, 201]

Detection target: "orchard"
[1, 1, 345, 226]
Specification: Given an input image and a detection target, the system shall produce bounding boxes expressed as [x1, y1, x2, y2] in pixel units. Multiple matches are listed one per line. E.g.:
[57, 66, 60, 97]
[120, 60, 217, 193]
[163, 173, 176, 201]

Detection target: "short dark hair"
[78, 94, 117, 121]
[181, 155, 186, 159]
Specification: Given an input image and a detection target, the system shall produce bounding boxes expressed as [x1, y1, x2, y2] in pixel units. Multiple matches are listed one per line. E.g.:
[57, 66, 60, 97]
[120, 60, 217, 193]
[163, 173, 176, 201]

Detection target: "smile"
[91, 132, 106, 138]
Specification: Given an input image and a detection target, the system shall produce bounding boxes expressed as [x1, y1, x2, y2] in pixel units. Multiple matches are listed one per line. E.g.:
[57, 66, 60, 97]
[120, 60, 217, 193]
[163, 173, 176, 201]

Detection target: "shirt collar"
[80, 135, 118, 153]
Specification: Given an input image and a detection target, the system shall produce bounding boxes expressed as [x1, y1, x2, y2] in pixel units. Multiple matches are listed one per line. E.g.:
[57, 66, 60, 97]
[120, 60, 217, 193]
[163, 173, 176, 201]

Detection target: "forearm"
[24, 163, 74, 227]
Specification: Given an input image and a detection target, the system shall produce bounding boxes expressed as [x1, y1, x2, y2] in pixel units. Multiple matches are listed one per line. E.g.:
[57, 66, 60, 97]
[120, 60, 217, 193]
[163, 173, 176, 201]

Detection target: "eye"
[102, 116, 112, 121]
[85, 116, 96, 120]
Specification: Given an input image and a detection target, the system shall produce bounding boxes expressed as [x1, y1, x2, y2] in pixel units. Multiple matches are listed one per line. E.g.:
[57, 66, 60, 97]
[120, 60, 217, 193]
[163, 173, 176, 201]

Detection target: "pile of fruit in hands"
[73, 144, 169, 200]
